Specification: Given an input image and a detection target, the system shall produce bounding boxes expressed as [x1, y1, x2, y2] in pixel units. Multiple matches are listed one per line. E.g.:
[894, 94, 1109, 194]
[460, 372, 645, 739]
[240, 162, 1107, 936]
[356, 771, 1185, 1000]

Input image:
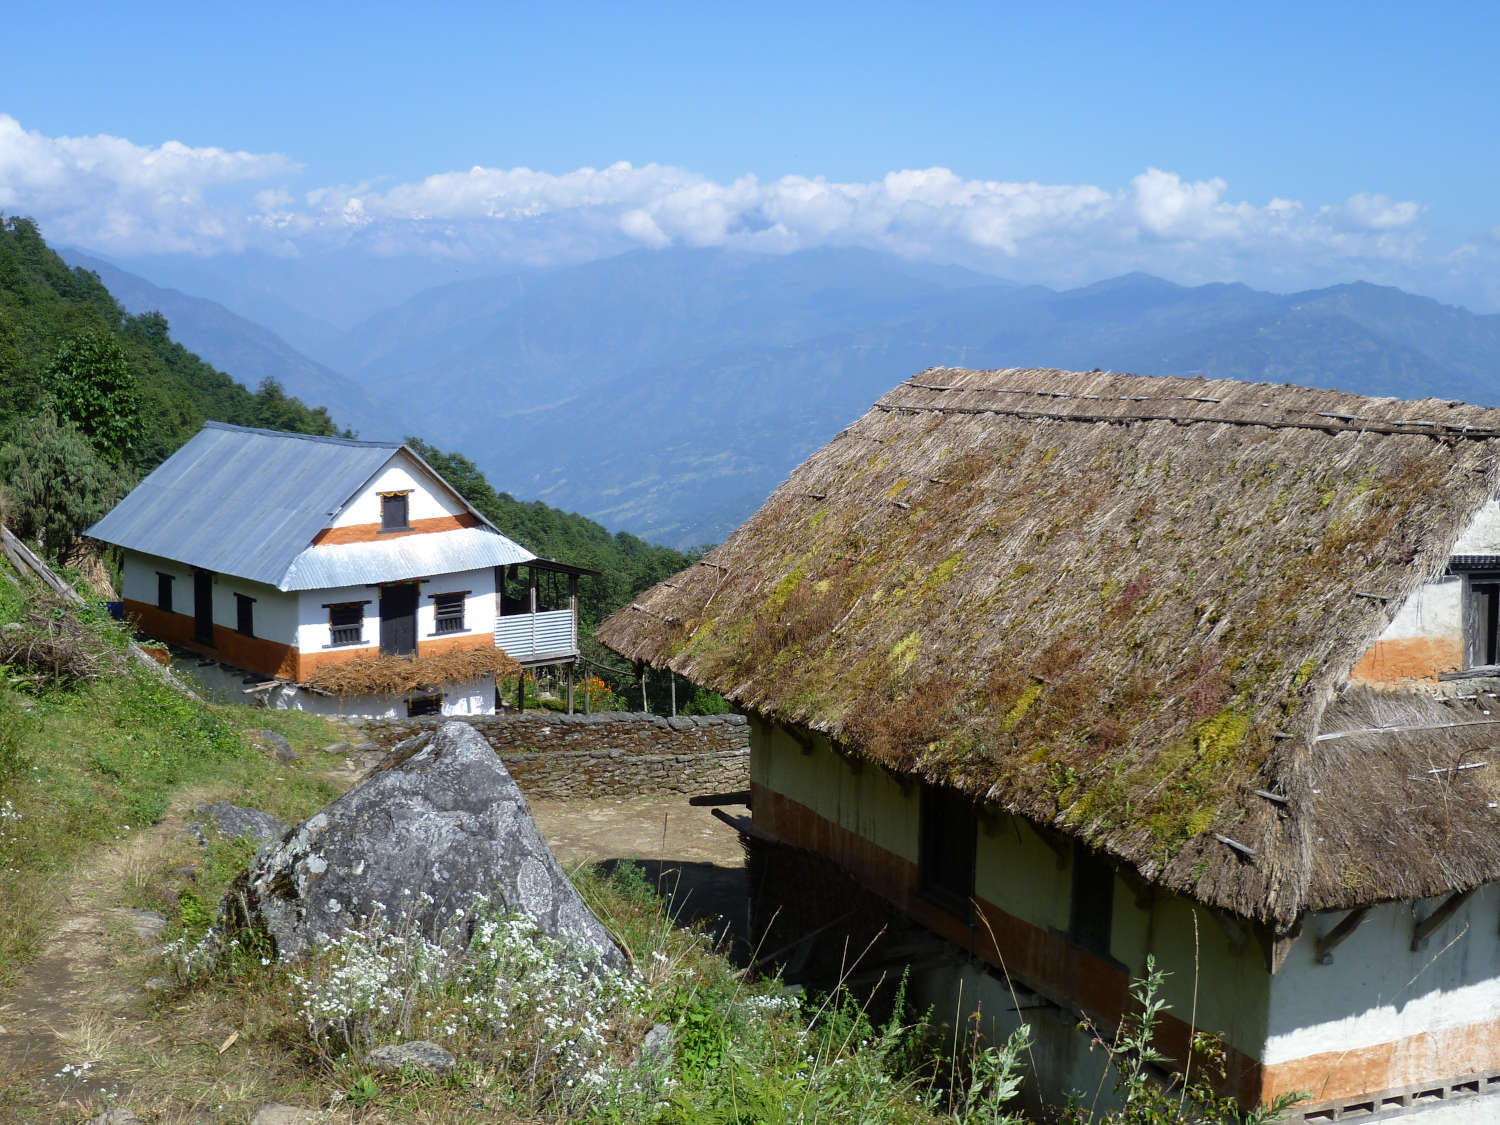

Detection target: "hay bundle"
[309, 646, 521, 698]
[1, 592, 124, 688]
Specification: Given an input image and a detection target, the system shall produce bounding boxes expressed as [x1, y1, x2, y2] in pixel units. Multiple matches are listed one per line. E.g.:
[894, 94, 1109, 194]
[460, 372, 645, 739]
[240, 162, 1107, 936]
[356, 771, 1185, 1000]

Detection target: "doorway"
[379, 583, 419, 656]
[193, 569, 214, 646]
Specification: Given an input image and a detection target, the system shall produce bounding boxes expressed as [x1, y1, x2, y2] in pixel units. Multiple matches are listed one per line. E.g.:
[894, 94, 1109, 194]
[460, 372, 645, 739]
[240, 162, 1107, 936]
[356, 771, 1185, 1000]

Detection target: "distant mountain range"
[72, 247, 1500, 548]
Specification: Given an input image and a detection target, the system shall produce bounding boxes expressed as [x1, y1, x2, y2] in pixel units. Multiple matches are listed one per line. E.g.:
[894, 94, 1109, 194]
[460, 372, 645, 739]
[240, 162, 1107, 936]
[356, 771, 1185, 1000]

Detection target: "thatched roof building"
[598, 367, 1500, 933]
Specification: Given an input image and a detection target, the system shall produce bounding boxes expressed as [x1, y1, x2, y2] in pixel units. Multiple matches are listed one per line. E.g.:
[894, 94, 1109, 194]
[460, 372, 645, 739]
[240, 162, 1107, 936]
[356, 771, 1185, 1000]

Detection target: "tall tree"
[47, 330, 140, 464]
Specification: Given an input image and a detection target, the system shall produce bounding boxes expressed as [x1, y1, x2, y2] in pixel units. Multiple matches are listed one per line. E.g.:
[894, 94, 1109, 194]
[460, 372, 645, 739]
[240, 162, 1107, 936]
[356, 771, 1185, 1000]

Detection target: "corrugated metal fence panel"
[494, 609, 576, 662]
[281, 528, 534, 590]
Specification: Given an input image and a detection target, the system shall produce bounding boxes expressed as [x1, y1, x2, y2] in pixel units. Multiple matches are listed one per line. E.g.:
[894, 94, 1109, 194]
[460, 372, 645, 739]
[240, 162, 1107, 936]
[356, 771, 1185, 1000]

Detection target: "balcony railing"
[494, 608, 577, 663]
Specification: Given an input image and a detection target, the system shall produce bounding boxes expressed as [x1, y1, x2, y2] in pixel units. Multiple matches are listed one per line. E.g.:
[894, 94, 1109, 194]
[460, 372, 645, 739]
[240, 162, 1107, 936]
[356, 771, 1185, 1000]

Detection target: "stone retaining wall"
[348, 711, 749, 800]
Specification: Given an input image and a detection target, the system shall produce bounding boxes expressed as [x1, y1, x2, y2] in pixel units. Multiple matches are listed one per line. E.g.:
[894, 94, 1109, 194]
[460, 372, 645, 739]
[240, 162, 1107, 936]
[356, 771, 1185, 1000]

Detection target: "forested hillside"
[0, 216, 340, 468]
[0, 216, 696, 627]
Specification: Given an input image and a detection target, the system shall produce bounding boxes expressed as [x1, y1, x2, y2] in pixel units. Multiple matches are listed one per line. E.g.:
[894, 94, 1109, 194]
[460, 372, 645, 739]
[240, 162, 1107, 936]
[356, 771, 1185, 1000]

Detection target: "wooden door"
[193, 569, 214, 645]
[379, 583, 418, 656]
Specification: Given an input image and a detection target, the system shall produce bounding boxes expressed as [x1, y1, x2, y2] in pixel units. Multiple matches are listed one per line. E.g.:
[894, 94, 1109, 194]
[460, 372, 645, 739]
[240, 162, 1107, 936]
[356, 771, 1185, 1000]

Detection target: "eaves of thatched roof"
[596, 368, 1500, 931]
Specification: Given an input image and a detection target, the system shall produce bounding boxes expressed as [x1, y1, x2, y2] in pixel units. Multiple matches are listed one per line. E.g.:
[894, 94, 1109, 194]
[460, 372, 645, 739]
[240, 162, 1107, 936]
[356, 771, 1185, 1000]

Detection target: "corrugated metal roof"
[280, 527, 533, 590]
[86, 422, 528, 589]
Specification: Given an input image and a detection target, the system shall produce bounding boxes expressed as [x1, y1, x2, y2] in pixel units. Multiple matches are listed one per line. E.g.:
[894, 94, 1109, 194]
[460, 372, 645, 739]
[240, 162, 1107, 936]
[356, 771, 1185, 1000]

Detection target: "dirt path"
[529, 792, 751, 956]
[0, 788, 215, 1113]
[0, 776, 750, 1116]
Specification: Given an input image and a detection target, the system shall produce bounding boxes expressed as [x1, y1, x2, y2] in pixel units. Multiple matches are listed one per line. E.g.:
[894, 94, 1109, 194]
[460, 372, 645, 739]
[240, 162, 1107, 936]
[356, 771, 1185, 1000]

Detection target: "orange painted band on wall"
[1347, 636, 1462, 686]
[124, 599, 300, 680]
[311, 512, 480, 546]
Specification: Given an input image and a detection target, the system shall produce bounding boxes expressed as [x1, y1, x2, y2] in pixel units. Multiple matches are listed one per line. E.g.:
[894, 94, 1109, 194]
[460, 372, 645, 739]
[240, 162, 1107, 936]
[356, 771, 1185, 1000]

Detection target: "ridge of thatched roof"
[597, 368, 1500, 930]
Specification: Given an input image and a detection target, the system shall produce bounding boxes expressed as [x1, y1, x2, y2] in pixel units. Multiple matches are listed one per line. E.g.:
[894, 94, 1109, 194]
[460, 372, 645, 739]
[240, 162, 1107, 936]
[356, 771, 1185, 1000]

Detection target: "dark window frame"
[1463, 572, 1500, 668]
[431, 591, 467, 636]
[917, 783, 977, 923]
[234, 593, 255, 637]
[156, 572, 173, 613]
[407, 694, 443, 717]
[325, 600, 367, 647]
[380, 491, 411, 533]
[1068, 844, 1115, 958]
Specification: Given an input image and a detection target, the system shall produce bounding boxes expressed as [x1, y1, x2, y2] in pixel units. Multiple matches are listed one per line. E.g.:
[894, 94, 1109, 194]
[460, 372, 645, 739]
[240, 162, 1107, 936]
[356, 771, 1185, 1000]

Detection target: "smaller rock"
[194, 801, 290, 846]
[176, 865, 199, 882]
[118, 909, 167, 942]
[637, 1022, 674, 1068]
[250, 1105, 322, 1125]
[321, 740, 349, 754]
[87, 1111, 140, 1125]
[365, 1040, 457, 1077]
[143, 976, 170, 993]
[247, 729, 298, 761]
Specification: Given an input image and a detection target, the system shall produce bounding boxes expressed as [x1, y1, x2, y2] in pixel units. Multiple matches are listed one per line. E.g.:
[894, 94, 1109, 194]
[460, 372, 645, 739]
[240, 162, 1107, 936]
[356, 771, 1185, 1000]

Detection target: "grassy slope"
[0, 569, 344, 984]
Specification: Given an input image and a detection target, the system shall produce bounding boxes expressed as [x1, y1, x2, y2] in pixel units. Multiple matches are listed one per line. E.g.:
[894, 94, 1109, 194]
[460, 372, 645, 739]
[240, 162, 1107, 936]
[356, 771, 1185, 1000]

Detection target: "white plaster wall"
[183, 660, 494, 717]
[1268, 887, 1500, 1070]
[418, 568, 497, 642]
[264, 676, 493, 718]
[121, 549, 187, 606]
[750, 715, 919, 861]
[297, 583, 380, 653]
[1452, 499, 1500, 555]
[1375, 575, 1462, 644]
[121, 550, 297, 643]
[330, 452, 465, 527]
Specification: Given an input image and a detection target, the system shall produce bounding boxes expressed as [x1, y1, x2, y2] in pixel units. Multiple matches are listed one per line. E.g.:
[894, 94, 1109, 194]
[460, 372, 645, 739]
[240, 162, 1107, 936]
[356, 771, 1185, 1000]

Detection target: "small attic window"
[380, 491, 411, 532]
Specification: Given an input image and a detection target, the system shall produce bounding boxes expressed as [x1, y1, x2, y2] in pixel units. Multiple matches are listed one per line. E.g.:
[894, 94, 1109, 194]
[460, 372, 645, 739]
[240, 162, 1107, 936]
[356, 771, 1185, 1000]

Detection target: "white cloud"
[0, 114, 298, 254]
[2, 114, 1492, 308]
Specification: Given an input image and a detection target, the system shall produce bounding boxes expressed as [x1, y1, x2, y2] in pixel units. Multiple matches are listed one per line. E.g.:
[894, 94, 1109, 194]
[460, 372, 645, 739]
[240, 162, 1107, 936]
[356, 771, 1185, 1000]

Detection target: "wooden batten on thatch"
[595, 367, 1500, 930]
[308, 647, 520, 698]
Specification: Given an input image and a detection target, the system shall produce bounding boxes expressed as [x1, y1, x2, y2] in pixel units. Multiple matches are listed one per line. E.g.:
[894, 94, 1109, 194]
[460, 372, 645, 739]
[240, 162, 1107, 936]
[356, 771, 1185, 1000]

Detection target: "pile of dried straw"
[308, 646, 520, 697]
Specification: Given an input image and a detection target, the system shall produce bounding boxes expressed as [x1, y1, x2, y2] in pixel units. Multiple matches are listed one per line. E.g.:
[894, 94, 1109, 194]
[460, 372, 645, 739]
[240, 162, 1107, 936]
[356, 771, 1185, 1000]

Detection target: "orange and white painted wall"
[749, 717, 1500, 1120]
[1351, 498, 1500, 688]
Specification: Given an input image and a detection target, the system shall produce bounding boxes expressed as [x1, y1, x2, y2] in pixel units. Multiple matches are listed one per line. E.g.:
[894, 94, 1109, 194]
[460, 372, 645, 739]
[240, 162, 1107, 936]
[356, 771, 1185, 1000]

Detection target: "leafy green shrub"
[682, 688, 732, 716]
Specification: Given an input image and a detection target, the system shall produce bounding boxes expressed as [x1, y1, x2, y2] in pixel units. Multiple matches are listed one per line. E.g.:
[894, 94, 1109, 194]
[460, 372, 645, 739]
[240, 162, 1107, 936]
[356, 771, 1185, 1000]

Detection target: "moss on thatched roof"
[596, 368, 1500, 930]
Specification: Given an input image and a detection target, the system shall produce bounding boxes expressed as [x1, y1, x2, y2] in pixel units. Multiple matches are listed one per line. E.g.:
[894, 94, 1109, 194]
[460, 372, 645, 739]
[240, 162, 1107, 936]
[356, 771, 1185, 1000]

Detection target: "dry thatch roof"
[308, 647, 520, 698]
[596, 368, 1500, 930]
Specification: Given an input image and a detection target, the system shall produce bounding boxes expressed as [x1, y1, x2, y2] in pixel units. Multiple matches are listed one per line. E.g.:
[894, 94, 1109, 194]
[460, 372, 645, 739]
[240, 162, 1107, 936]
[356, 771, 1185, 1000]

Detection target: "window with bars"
[433, 592, 465, 635]
[328, 602, 364, 646]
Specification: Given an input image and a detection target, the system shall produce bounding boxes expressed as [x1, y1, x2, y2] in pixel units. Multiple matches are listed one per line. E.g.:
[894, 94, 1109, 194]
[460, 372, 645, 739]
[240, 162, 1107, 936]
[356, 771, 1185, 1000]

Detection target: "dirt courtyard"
[528, 792, 752, 957]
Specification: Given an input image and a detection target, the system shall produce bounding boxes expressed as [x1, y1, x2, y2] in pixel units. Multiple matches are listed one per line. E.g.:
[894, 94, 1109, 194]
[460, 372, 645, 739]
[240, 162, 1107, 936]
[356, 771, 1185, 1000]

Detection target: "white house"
[600, 367, 1500, 1121]
[88, 422, 593, 718]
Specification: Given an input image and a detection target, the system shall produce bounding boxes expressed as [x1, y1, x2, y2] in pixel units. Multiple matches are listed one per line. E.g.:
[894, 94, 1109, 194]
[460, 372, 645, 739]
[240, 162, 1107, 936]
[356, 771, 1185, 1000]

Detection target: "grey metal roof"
[86, 422, 522, 588]
[280, 527, 534, 591]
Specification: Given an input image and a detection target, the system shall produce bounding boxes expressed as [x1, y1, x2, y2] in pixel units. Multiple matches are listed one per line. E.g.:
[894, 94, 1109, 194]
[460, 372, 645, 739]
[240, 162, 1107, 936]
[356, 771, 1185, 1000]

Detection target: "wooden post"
[670, 671, 677, 716]
[584, 665, 592, 714]
[640, 665, 649, 713]
[566, 661, 575, 714]
[516, 666, 525, 712]
[568, 574, 579, 650]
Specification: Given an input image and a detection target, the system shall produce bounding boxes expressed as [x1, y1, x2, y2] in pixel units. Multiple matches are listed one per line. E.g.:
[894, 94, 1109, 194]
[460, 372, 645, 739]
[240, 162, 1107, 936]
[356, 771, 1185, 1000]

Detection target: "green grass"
[0, 567, 344, 985]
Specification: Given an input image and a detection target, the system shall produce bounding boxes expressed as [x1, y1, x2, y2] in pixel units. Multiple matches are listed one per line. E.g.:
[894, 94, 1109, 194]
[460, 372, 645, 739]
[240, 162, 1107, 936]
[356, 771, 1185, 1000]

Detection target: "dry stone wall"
[347, 711, 748, 800]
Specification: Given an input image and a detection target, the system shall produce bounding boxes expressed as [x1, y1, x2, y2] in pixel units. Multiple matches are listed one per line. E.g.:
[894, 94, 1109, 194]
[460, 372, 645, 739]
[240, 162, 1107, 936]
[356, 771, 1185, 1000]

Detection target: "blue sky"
[3, 0, 1497, 309]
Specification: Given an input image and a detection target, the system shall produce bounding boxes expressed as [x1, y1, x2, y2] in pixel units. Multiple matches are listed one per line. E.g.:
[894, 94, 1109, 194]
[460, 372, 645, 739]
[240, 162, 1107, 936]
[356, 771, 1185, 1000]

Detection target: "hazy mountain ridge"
[58, 248, 396, 438]
[89, 247, 1500, 548]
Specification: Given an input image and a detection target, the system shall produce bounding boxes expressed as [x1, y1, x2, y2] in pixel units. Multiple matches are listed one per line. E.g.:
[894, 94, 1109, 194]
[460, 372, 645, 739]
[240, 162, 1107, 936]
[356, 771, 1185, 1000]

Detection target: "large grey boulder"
[209, 721, 625, 968]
